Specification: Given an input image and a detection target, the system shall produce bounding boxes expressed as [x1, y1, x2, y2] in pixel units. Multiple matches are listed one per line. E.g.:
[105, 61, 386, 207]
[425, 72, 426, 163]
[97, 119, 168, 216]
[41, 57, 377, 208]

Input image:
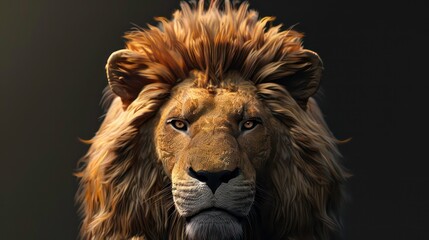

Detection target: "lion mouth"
[185, 207, 243, 240]
[186, 207, 241, 222]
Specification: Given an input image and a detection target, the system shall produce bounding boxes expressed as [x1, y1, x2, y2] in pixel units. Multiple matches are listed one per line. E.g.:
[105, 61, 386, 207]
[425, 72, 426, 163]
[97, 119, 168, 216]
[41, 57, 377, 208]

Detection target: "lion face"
[155, 76, 272, 239]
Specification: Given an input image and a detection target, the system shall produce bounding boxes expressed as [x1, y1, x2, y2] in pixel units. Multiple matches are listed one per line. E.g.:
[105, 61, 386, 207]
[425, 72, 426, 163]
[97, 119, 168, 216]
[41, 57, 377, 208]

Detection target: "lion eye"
[167, 119, 188, 131]
[241, 119, 261, 131]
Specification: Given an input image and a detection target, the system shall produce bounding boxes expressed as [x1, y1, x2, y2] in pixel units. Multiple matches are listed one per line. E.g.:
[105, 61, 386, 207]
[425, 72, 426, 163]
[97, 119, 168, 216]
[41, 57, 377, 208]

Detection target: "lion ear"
[106, 49, 150, 109]
[275, 49, 323, 110]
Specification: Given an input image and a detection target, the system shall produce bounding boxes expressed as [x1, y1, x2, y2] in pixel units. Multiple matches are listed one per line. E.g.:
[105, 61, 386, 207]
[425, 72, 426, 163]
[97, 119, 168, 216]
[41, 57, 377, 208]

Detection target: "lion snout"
[172, 173, 255, 218]
[187, 167, 240, 193]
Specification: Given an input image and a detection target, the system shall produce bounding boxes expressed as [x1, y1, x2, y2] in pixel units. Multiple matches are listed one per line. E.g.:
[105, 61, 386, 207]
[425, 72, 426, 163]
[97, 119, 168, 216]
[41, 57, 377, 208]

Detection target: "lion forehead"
[162, 79, 264, 123]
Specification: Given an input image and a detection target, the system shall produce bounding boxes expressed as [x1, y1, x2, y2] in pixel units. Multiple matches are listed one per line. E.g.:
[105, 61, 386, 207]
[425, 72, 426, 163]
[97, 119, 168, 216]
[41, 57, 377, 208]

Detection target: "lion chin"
[185, 209, 242, 240]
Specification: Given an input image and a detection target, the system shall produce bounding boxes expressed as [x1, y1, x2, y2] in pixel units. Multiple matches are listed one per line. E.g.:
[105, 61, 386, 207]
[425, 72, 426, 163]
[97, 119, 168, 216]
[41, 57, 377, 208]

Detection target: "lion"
[76, 1, 347, 239]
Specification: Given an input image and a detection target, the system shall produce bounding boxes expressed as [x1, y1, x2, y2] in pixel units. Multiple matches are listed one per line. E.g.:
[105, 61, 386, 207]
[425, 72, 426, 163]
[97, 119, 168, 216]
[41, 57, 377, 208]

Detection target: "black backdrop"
[1, 0, 428, 239]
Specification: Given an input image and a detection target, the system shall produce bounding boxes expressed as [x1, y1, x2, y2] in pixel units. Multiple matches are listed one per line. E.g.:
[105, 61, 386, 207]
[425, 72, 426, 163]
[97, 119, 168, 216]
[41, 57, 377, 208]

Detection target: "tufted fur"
[76, 1, 347, 239]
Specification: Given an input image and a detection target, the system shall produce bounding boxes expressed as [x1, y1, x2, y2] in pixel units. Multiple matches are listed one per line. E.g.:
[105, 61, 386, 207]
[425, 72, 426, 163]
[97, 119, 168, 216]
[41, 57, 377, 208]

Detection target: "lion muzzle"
[188, 167, 240, 194]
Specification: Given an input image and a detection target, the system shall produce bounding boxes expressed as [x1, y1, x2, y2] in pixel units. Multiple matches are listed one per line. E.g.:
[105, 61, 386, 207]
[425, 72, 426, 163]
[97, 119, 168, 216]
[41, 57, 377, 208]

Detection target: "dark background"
[1, 0, 428, 239]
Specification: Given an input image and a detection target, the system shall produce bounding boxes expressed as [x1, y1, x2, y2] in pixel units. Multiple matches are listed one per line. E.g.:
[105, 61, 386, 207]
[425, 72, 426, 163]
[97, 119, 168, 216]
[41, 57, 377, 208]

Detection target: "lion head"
[76, 1, 347, 239]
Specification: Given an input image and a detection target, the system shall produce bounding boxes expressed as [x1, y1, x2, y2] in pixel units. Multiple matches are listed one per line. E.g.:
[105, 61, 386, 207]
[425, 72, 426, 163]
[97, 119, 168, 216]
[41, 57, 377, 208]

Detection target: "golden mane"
[125, 0, 303, 84]
[77, 1, 347, 239]
[106, 0, 321, 109]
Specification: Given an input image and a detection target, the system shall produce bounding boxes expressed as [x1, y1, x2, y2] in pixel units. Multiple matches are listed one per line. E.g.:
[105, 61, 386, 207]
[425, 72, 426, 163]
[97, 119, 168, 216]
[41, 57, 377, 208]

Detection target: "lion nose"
[188, 167, 240, 194]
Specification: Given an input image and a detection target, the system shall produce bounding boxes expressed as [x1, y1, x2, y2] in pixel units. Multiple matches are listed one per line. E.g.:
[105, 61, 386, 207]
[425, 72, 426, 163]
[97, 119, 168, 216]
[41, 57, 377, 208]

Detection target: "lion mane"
[76, 1, 347, 239]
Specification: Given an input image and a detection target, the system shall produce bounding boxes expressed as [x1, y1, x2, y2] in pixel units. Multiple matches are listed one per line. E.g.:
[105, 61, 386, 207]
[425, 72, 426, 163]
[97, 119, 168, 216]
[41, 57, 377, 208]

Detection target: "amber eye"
[240, 119, 261, 131]
[167, 119, 188, 131]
